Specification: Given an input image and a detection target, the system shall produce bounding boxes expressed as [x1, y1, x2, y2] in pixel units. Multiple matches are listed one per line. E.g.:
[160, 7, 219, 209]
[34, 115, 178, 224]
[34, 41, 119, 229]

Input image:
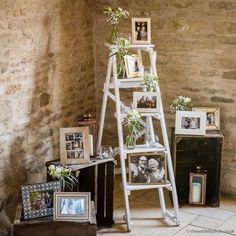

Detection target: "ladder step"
[122, 144, 166, 154]
[126, 182, 172, 191]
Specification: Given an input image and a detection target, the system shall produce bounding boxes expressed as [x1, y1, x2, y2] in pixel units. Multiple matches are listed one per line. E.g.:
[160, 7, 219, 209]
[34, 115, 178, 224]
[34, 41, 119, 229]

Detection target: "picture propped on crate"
[175, 111, 206, 135]
[21, 181, 61, 220]
[192, 107, 220, 131]
[128, 153, 167, 184]
[60, 127, 90, 164]
[54, 192, 91, 222]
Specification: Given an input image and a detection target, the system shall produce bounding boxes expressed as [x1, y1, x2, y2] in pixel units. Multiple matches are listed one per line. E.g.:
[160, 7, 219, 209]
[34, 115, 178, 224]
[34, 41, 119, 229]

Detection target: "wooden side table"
[171, 129, 224, 206]
[46, 158, 115, 227]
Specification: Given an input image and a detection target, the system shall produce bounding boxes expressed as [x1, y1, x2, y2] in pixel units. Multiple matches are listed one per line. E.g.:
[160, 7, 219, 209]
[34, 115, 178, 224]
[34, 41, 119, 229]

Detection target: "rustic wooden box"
[171, 129, 223, 207]
[13, 203, 97, 236]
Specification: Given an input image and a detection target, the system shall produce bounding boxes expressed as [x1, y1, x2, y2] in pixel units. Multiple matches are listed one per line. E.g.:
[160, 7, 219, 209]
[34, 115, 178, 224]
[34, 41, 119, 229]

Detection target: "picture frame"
[60, 127, 90, 165]
[21, 181, 61, 220]
[192, 107, 220, 130]
[128, 153, 167, 185]
[54, 192, 91, 222]
[133, 92, 159, 113]
[189, 172, 207, 205]
[175, 111, 206, 135]
[132, 18, 151, 44]
[124, 53, 143, 78]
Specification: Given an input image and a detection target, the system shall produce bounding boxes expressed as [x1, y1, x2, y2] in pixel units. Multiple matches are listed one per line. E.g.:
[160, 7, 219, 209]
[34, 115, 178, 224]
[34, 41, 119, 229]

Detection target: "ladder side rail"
[112, 54, 132, 231]
[149, 48, 180, 224]
[97, 54, 114, 151]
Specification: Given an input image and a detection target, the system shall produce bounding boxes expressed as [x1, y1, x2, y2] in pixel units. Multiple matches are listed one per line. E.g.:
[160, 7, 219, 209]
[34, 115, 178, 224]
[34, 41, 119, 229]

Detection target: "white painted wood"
[97, 44, 180, 231]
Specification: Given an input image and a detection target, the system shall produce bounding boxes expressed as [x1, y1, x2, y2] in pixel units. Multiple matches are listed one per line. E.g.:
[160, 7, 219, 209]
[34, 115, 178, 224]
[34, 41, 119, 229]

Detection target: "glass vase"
[110, 24, 118, 44]
[117, 59, 125, 79]
[125, 135, 136, 149]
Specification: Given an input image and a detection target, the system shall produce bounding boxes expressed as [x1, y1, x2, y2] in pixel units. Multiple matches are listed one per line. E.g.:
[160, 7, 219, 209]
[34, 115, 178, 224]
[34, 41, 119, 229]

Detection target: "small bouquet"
[123, 109, 143, 148]
[48, 165, 78, 191]
[170, 96, 194, 113]
[113, 37, 130, 77]
[103, 6, 129, 43]
[141, 72, 159, 92]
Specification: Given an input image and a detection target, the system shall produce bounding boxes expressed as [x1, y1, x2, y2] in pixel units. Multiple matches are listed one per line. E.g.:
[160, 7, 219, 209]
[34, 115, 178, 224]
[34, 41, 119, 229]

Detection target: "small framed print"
[189, 172, 207, 205]
[21, 181, 61, 220]
[128, 153, 167, 184]
[133, 92, 159, 113]
[54, 192, 90, 222]
[175, 111, 206, 135]
[124, 53, 143, 78]
[60, 127, 90, 164]
[132, 18, 151, 44]
[192, 107, 220, 130]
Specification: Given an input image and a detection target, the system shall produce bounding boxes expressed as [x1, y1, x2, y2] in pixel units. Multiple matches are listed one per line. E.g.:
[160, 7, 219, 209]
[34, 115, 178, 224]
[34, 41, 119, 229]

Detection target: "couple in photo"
[131, 156, 165, 184]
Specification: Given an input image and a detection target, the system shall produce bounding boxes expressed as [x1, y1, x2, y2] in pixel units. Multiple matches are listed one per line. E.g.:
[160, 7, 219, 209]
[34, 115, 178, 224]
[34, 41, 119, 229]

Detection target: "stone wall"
[94, 0, 236, 195]
[0, 0, 95, 205]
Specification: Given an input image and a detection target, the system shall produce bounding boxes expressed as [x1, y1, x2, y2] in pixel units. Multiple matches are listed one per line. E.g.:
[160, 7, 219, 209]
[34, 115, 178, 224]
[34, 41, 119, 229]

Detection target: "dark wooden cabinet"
[171, 129, 223, 206]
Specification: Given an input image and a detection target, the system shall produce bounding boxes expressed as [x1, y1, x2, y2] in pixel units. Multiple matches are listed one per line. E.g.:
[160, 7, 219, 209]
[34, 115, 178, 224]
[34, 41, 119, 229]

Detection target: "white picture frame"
[124, 53, 143, 78]
[175, 111, 206, 135]
[192, 107, 220, 130]
[132, 18, 151, 44]
[133, 92, 159, 113]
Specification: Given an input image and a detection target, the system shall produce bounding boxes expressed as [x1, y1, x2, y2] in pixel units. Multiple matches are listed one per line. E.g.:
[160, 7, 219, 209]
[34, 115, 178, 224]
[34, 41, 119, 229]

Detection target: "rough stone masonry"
[0, 0, 236, 220]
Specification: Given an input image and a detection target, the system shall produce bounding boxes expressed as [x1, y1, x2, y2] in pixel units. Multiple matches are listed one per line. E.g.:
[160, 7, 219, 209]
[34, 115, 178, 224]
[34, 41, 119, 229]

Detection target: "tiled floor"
[97, 176, 236, 236]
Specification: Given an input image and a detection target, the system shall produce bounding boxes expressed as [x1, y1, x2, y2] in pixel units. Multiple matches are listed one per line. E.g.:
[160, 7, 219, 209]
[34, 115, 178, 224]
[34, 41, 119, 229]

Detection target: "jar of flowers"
[141, 72, 159, 92]
[48, 165, 78, 192]
[103, 6, 129, 44]
[123, 109, 143, 148]
[170, 96, 194, 113]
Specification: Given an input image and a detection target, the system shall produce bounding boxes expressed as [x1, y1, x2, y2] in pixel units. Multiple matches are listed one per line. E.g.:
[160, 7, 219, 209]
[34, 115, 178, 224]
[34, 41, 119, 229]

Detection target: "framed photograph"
[124, 53, 143, 78]
[60, 127, 90, 164]
[21, 181, 61, 220]
[133, 92, 159, 113]
[192, 107, 220, 130]
[128, 153, 167, 184]
[132, 18, 151, 44]
[54, 192, 91, 222]
[189, 172, 207, 205]
[175, 111, 206, 135]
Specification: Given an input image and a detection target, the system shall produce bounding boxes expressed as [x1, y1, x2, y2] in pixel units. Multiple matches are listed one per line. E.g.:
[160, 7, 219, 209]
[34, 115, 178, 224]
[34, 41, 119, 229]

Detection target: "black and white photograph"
[133, 92, 159, 113]
[21, 181, 61, 220]
[128, 153, 167, 184]
[60, 127, 90, 164]
[124, 54, 143, 78]
[193, 107, 220, 130]
[181, 117, 200, 129]
[132, 18, 151, 44]
[175, 111, 206, 135]
[54, 192, 90, 222]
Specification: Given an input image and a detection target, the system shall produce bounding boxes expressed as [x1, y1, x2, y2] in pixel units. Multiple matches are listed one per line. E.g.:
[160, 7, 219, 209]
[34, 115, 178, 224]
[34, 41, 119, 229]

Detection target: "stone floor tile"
[190, 215, 224, 230]
[216, 214, 236, 235]
[173, 225, 231, 236]
[180, 205, 235, 221]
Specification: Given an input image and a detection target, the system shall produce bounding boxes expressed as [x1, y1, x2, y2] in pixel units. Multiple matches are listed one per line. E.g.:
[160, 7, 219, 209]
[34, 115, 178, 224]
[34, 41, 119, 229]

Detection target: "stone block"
[209, 2, 236, 10]
[211, 96, 234, 103]
[213, 22, 236, 34]
[222, 71, 236, 80]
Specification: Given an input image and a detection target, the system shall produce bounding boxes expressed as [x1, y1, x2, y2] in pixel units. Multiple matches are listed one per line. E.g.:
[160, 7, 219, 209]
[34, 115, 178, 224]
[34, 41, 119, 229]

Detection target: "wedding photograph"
[132, 18, 151, 44]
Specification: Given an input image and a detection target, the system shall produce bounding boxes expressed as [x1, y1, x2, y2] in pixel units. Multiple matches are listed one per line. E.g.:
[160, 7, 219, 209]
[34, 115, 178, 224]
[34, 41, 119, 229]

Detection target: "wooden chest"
[171, 129, 223, 206]
[13, 203, 97, 236]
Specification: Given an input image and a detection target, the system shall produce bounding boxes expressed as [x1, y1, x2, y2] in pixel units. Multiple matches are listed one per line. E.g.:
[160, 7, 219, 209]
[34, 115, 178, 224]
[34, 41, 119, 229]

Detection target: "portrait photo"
[60, 127, 90, 164]
[128, 153, 167, 185]
[124, 53, 143, 78]
[54, 192, 90, 222]
[175, 111, 206, 135]
[133, 92, 159, 113]
[21, 181, 61, 220]
[132, 18, 151, 44]
[192, 107, 220, 130]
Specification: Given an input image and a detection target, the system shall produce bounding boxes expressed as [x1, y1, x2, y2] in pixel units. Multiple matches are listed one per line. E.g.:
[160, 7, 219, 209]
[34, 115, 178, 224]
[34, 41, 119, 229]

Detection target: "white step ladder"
[97, 43, 180, 231]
